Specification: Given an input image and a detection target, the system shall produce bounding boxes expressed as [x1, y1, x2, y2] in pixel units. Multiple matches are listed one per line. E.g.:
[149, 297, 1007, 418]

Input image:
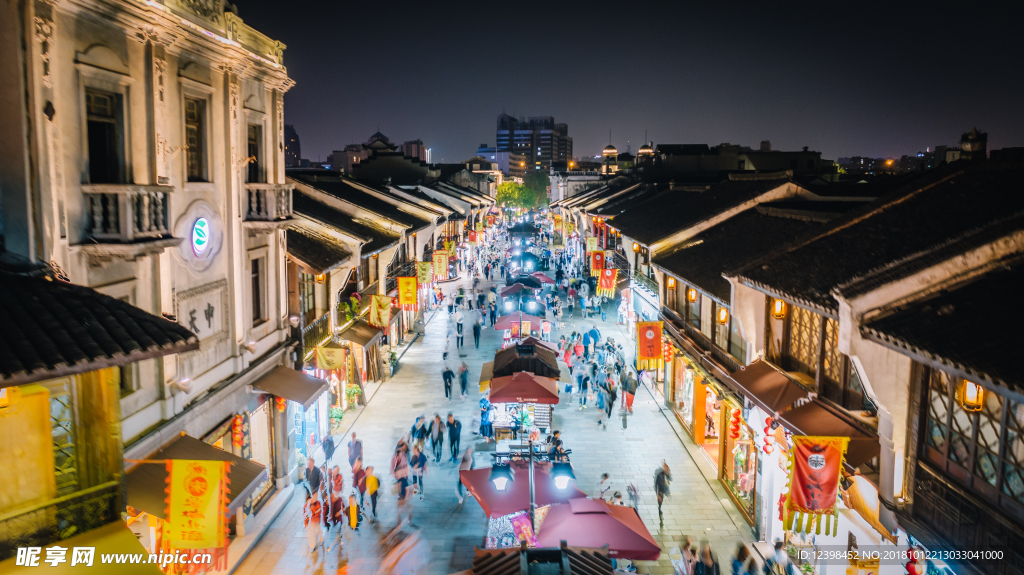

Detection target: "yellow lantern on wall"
[632, 242, 640, 253]
[717, 306, 729, 325]
[957, 380, 984, 412]
[314, 273, 326, 284]
[687, 288, 697, 303]
[667, 277, 676, 289]
[773, 299, 786, 319]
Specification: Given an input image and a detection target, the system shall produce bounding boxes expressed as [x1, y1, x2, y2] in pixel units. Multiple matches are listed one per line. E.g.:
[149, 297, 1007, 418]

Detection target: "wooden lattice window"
[822, 318, 842, 384]
[1003, 402, 1024, 503]
[784, 304, 820, 378]
[50, 393, 78, 496]
[185, 98, 206, 182]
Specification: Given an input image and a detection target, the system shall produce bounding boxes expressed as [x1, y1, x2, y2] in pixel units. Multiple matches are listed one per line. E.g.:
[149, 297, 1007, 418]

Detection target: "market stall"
[536, 498, 661, 561]
[489, 371, 559, 437]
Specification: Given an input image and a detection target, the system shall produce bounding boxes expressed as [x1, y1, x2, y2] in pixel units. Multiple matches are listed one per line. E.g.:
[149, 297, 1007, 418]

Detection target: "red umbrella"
[493, 313, 543, 330]
[489, 371, 559, 405]
[537, 498, 661, 561]
[459, 462, 587, 518]
[501, 283, 533, 297]
[531, 272, 554, 284]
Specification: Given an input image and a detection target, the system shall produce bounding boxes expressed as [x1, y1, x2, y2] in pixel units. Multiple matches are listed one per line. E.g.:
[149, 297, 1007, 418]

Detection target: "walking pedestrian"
[595, 473, 612, 500]
[442, 366, 455, 401]
[675, 536, 697, 575]
[322, 434, 336, 464]
[473, 317, 482, 348]
[458, 361, 469, 398]
[348, 432, 363, 469]
[303, 491, 324, 553]
[428, 413, 445, 463]
[456, 446, 474, 503]
[410, 415, 428, 452]
[447, 413, 462, 462]
[654, 461, 672, 519]
[305, 457, 323, 493]
[390, 440, 411, 523]
[365, 466, 380, 520]
[694, 542, 721, 575]
[456, 310, 465, 348]
[489, 302, 497, 326]
[731, 544, 750, 575]
[578, 373, 589, 409]
[410, 445, 427, 500]
[352, 458, 367, 507]
[479, 393, 494, 442]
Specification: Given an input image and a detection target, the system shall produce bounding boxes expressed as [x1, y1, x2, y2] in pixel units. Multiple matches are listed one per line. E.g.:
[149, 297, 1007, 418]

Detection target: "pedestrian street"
[235, 264, 752, 575]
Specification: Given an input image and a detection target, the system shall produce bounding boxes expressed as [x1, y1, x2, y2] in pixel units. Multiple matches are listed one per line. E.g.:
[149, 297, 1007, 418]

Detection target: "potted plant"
[329, 406, 344, 433]
[345, 384, 362, 409]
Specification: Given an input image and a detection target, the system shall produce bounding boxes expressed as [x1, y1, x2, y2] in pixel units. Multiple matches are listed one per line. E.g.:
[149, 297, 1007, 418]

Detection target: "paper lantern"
[773, 299, 786, 319]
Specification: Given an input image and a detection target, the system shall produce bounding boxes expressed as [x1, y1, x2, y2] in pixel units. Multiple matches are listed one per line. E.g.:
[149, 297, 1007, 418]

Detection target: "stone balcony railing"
[83, 184, 173, 243]
[243, 184, 293, 233]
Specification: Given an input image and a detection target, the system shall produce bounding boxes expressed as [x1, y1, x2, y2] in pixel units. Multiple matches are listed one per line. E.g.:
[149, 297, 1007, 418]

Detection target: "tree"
[523, 170, 550, 207]
[495, 182, 529, 209]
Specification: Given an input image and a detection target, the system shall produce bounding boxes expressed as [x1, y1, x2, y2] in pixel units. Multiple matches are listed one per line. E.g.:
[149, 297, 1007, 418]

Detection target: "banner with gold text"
[315, 344, 346, 370]
[468, 230, 478, 244]
[591, 251, 605, 277]
[636, 321, 663, 370]
[783, 436, 850, 536]
[433, 252, 449, 281]
[397, 277, 418, 311]
[165, 460, 230, 550]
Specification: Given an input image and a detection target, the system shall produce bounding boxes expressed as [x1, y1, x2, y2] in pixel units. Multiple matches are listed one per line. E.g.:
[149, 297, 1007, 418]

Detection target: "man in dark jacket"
[442, 367, 455, 401]
[446, 413, 463, 462]
[472, 318, 482, 348]
[305, 457, 322, 493]
[654, 461, 672, 518]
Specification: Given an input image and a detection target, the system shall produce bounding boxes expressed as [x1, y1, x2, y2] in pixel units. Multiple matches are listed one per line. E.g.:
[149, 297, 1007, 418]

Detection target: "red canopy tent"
[537, 498, 661, 561]
[493, 313, 543, 330]
[501, 283, 534, 297]
[531, 272, 555, 284]
[459, 462, 587, 518]
[489, 371, 559, 405]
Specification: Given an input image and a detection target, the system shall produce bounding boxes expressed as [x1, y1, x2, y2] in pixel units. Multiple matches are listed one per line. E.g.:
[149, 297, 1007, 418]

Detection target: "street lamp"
[490, 463, 514, 491]
[551, 462, 576, 489]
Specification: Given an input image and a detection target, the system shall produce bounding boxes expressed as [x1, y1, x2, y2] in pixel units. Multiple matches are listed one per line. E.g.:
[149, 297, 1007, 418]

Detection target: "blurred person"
[365, 466, 380, 520]
[654, 461, 671, 518]
[694, 542, 721, 575]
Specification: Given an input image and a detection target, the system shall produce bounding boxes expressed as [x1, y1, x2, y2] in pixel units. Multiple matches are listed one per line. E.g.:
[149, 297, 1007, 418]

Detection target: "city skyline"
[240, 0, 1024, 164]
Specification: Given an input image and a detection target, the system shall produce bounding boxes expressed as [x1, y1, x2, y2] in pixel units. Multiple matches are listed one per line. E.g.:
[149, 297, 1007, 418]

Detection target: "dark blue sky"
[238, 0, 1024, 164]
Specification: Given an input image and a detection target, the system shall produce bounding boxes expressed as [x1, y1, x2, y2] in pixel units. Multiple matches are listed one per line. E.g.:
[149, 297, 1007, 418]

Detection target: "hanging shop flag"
[476, 221, 484, 231]
[586, 236, 599, 254]
[165, 460, 230, 550]
[636, 321, 664, 370]
[368, 295, 393, 328]
[397, 277, 418, 311]
[487, 215, 496, 226]
[416, 261, 433, 285]
[591, 250, 605, 277]
[432, 252, 449, 281]
[445, 239, 456, 257]
[520, 320, 531, 336]
[783, 436, 850, 536]
[315, 344, 346, 370]
[597, 268, 618, 297]
[468, 230, 478, 244]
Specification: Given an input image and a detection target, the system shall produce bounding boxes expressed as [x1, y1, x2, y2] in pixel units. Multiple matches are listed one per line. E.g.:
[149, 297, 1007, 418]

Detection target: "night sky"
[237, 0, 1024, 164]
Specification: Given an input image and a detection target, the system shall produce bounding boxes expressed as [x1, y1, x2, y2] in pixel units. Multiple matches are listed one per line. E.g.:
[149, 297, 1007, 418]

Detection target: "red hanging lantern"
[275, 397, 287, 412]
[729, 409, 742, 439]
[763, 416, 775, 453]
[231, 414, 244, 448]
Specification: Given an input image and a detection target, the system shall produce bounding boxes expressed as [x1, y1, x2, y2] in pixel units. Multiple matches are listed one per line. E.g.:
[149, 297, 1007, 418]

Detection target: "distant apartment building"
[401, 139, 428, 162]
[476, 144, 526, 178]
[285, 124, 302, 167]
[495, 114, 573, 171]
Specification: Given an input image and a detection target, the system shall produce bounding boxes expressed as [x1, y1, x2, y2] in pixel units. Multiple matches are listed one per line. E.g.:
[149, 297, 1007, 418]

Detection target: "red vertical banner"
[636, 321, 663, 370]
[468, 230, 478, 244]
[783, 436, 849, 536]
[591, 251, 604, 277]
[397, 277, 418, 310]
[433, 252, 449, 282]
[597, 268, 617, 297]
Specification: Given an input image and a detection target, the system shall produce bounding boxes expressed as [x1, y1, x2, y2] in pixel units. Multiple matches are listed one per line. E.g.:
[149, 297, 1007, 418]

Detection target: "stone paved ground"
[235, 259, 753, 575]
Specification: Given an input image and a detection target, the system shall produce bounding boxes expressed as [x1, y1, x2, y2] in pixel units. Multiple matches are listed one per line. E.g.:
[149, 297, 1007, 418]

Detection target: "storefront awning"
[0, 521, 164, 574]
[777, 399, 880, 469]
[728, 360, 809, 414]
[252, 365, 329, 410]
[126, 434, 268, 520]
[337, 319, 383, 347]
[479, 361, 494, 390]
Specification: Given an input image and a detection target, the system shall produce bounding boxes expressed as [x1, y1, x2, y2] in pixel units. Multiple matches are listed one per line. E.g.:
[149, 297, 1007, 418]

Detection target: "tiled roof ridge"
[730, 165, 968, 286]
[834, 210, 1024, 300]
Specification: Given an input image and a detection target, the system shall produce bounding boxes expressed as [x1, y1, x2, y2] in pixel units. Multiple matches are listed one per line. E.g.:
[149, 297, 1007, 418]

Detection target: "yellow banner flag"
[398, 277, 418, 310]
[586, 236, 599, 254]
[165, 460, 229, 550]
[369, 295, 392, 328]
[315, 344, 346, 370]
[476, 221, 483, 231]
[416, 261, 433, 284]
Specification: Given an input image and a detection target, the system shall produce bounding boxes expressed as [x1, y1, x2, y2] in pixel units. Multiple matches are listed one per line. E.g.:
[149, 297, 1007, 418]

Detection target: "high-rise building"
[400, 139, 428, 161]
[285, 124, 301, 167]
[495, 113, 572, 172]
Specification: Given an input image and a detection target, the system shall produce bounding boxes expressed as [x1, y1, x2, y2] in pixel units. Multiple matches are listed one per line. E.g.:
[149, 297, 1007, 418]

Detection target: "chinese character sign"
[585, 236, 599, 254]
[315, 345, 345, 370]
[591, 251, 604, 277]
[433, 252, 449, 281]
[416, 262, 433, 285]
[165, 460, 229, 550]
[398, 277, 418, 310]
[783, 436, 849, 536]
[368, 295, 393, 328]
[597, 268, 617, 297]
[636, 321, 663, 370]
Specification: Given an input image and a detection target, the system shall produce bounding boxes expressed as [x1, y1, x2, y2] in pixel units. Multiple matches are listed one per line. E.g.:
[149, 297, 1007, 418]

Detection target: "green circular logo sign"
[192, 217, 209, 255]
